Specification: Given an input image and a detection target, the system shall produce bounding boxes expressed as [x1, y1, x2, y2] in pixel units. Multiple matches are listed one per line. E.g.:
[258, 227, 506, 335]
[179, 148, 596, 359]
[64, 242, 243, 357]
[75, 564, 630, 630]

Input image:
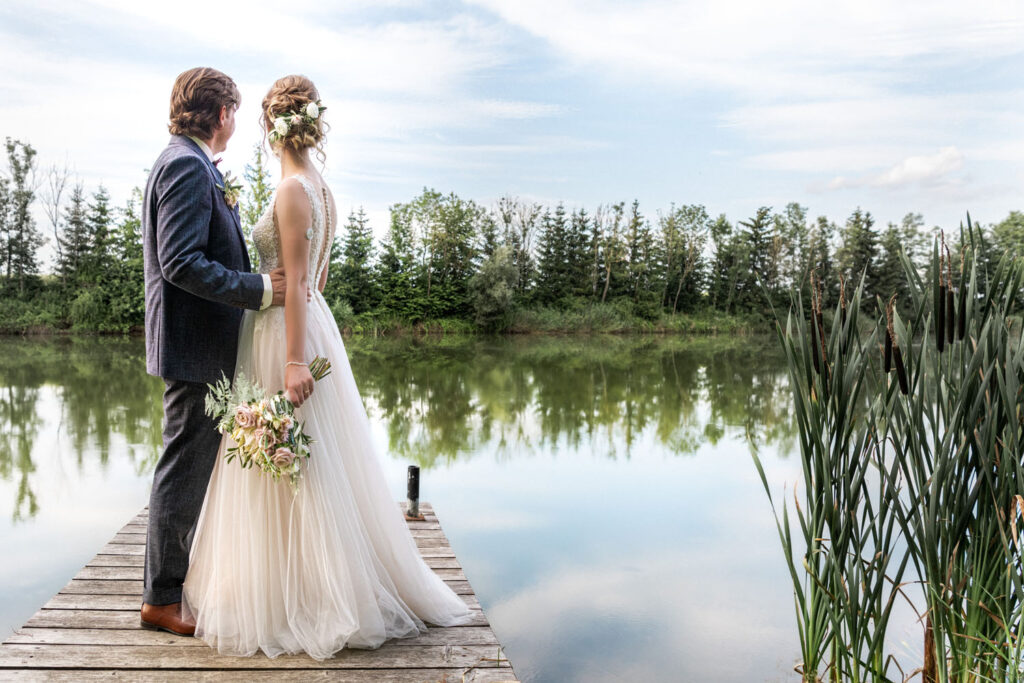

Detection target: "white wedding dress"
[182, 173, 473, 659]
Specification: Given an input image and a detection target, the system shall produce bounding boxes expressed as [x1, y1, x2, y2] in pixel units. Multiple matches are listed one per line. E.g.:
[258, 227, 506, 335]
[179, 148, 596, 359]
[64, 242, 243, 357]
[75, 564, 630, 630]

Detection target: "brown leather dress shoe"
[140, 601, 195, 636]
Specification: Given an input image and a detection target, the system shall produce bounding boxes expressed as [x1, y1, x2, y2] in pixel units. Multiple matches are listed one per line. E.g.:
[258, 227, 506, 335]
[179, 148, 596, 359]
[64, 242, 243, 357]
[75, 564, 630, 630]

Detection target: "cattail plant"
[754, 273, 908, 682]
[758, 221, 1023, 682]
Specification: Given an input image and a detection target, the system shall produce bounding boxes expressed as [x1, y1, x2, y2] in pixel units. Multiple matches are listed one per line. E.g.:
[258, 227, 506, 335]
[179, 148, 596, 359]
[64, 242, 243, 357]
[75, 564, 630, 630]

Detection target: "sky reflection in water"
[0, 334, 831, 681]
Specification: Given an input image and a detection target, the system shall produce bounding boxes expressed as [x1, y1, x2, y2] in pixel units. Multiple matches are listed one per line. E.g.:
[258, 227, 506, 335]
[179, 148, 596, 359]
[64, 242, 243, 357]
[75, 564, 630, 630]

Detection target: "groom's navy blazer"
[142, 135, 264, 385]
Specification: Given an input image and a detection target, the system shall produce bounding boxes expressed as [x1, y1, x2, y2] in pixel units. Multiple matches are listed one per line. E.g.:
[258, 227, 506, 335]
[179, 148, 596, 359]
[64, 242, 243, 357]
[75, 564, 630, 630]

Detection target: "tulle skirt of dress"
[181, 291, 473, 659]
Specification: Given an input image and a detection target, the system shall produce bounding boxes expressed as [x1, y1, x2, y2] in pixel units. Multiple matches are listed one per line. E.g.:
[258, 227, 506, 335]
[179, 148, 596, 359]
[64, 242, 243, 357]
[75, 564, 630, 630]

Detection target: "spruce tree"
[875, 222, 910, 306]
[85, 185, 112, 284]
[836, 207, 880, 305]
[738, 206, 776, 311]
[337, 207, 379, 313]
[534, 204, 569, 305]
[376, 205, 420, 320]
[566, 208, 592, 299]
[4, 138, 41, 295]
[57, 184, 90, 287]
[242, 145, 273, 269]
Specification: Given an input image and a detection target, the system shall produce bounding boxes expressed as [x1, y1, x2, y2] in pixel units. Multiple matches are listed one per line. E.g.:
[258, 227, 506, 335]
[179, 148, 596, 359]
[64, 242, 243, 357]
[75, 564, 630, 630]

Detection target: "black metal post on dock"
[405, 465, 425, 521]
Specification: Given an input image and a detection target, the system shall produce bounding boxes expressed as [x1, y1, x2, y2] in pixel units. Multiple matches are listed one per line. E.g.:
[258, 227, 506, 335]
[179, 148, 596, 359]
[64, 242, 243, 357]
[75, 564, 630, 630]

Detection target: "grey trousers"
[143, 379, 222, 605]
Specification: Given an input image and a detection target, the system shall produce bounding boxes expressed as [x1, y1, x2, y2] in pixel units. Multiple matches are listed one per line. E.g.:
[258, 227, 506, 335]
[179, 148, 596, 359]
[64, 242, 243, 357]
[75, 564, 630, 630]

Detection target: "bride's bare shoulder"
[274, 177, 312, 231]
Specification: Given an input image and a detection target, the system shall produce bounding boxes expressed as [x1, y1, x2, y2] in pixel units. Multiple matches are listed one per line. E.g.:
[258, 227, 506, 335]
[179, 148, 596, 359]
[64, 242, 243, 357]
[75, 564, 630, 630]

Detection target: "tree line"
[2, 136, 1023, 334]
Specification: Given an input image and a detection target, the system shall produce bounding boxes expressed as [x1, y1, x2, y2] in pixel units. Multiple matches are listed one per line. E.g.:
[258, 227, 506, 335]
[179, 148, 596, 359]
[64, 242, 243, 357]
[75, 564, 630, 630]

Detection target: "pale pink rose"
[271, 447, 296, 468]
[234, 404, 256, 429]
[251, 426, 273, 448]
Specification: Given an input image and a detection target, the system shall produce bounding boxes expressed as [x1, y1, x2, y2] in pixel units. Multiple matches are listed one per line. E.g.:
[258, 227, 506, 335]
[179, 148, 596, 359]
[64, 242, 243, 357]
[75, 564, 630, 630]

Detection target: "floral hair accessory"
[268, 100, 326, 144]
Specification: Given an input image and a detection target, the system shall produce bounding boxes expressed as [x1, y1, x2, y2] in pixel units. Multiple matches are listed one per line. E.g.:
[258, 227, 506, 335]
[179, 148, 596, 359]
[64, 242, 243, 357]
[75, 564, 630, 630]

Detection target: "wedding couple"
[139, 67, 472, 659]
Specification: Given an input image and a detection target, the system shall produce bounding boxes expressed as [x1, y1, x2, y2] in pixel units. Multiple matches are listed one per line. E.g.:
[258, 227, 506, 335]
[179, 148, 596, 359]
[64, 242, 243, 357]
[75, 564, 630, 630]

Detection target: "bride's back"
[253, 173, 336, 285]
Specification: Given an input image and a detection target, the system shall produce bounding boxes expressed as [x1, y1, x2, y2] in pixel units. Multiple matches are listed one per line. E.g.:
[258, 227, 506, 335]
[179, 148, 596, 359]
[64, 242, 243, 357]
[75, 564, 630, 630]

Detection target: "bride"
[182, 75, 473, 659]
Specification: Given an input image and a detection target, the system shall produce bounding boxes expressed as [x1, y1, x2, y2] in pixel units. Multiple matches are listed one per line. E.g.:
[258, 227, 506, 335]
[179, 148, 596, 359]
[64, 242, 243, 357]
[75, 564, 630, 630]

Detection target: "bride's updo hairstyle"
[261, 75, 328, 162]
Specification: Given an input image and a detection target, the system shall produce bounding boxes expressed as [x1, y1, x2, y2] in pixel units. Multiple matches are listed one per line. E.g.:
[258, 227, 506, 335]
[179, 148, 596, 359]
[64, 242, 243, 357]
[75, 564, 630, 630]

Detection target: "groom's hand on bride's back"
[269, 267, 312, 307]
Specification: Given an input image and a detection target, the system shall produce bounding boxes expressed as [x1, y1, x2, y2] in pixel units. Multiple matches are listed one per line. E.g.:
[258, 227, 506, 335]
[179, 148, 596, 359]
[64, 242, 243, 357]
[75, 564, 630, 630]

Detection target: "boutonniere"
[217, 171, 243, 209]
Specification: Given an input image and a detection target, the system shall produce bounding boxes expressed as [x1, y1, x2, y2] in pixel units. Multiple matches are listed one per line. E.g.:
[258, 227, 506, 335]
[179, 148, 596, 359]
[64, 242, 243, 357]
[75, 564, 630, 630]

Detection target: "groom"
[140, 67, 286, 635]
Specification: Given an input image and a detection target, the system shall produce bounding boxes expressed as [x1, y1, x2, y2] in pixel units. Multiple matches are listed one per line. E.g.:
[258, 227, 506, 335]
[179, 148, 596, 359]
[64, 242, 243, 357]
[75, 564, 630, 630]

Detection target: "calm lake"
[0, 333, 920, 681]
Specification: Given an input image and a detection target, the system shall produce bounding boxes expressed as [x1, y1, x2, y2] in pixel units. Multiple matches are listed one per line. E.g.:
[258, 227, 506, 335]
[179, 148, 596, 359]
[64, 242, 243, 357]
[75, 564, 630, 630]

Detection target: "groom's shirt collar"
[187, 135, 215, 162]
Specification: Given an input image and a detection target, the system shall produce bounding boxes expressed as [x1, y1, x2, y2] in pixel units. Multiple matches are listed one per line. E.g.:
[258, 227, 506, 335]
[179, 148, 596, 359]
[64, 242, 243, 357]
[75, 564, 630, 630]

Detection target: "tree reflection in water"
[345, 334, 794, 467]
[0, 337, 164, 521]
[0, 334, 793, 521]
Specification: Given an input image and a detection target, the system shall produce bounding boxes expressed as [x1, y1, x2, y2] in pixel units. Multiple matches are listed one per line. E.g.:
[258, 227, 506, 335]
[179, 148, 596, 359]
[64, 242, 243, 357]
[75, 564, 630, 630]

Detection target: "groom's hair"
[168, 67, 241, 140]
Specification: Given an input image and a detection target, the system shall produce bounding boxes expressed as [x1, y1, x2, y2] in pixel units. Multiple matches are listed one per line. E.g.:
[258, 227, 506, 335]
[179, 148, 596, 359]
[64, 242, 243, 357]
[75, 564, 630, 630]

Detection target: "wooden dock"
[0, 502, 518, 682]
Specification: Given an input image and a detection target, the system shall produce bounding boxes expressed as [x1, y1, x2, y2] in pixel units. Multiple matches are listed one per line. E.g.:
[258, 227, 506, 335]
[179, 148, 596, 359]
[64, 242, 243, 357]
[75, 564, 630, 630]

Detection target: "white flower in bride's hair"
[274, 117, 289, 137]
[305, 102, 319, 119]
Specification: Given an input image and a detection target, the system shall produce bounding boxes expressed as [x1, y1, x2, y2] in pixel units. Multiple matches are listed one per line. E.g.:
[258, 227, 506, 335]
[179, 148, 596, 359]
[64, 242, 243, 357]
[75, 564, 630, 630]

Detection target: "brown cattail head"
[958, 277, 968, 340]
[894, 346, 909, 395]
[936, 246, 946, 354]
[946, 288, 955, 345]
[885, 295, 896, 374]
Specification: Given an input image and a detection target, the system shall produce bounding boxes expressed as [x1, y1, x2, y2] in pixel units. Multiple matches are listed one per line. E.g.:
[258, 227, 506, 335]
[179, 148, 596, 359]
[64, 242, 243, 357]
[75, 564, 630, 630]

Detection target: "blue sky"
[3, 0, 1023, 243]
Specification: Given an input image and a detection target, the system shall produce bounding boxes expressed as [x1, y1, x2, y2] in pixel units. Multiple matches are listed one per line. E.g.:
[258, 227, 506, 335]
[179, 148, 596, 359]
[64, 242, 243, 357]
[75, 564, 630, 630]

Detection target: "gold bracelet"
[286, 360, 308, 367]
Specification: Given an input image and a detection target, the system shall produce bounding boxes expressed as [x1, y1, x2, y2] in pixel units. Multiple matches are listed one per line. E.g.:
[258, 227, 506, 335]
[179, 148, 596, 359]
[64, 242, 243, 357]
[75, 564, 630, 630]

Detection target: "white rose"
[306, 102, 319, 119]
[274, 117, 289, 137]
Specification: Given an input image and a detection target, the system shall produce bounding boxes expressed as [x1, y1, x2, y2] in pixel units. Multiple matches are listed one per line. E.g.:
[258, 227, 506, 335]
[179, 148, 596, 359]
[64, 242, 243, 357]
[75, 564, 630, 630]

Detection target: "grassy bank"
[1, 296, 763, 337]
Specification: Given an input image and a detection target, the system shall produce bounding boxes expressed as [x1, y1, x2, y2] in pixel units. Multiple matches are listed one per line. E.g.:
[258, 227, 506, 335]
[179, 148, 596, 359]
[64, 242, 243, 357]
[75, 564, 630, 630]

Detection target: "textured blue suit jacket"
[142, 135, 264, 384]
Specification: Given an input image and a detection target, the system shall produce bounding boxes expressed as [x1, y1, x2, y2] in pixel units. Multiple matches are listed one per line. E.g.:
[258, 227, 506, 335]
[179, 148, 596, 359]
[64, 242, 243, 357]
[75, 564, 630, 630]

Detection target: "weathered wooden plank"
[75, 565, 467, 582]
[59, 578, 474, 597]
[0, 643, 511, 669]
[85, 553, 461, 571]
[43, 593, 483, 612]
[4, 625, 499, 648]
[110, 528, 449, 546]
[85, 554, 144, 568]
[24, 604, 488, 630]
[99, 537, 454, 557]
[0, 668, 517, 682]
[2, 502, 515, 680]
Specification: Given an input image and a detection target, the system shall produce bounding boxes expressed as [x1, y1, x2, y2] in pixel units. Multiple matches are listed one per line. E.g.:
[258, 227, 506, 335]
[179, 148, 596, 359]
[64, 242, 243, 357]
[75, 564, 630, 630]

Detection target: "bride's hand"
[285, 364, 315, 407]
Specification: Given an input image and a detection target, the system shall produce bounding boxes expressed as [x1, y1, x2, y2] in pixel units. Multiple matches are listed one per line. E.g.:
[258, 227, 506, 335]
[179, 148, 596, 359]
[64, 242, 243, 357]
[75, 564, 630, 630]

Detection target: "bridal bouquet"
[204, 356, 332, 490]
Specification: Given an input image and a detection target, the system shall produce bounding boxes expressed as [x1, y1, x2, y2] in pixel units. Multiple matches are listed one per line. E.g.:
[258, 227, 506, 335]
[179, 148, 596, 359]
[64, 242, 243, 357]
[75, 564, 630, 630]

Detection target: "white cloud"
[466, 0, 1024, 97]
[465, 0, 1024, 217]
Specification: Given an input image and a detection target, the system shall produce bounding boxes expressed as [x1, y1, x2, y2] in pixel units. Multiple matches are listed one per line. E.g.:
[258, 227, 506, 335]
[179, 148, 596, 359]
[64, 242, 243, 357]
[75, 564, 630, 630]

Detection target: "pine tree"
[807, 216, 838, 308]
[4, 138, 41, 295]
[106, 188, 145, 331]
[85, 185, 112, 284]
[241, 145, 273, 269]
[708, 214, 734, 310]
[534, 204, 570, 305]
[836, 207, 880, 305]
[337, 207, 379, 313]
[875, 222, 909, 306]
[624, 200, 655, 305]
[738, 206, 775, 311]
[566, 208, 592, 298]
[57, 184, 90, 287]
[376, 204, 420, 320]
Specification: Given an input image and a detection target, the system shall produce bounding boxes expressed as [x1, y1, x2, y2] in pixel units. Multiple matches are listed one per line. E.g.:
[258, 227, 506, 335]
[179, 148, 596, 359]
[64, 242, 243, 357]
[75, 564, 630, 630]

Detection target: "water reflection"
[0, 337, 164, 521]
[346, 334, 794, 467]
[0, 335, 794, 521]
[0, 334, 805, 682]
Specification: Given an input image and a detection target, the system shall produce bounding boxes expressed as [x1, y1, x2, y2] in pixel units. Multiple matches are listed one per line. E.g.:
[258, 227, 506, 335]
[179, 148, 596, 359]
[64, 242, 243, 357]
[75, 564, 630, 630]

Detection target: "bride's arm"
[317, 262, 328, 293]
[276, 178, 315, 407]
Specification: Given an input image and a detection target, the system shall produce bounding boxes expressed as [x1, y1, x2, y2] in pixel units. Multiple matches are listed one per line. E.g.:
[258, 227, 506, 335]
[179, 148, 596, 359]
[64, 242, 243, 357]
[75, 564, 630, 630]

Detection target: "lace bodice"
[252, 174, 335, 284]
